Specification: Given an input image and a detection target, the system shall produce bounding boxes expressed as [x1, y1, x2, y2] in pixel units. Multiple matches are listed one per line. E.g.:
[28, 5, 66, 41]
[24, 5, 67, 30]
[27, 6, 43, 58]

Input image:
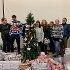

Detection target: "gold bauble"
[28, 41, 30, 44]
[31, 24, 34, 27]
[37, 43, 38, 47]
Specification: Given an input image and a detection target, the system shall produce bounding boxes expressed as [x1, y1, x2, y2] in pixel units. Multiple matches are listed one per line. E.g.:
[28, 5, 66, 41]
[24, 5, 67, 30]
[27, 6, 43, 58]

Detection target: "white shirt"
[36, 27, 44, 42]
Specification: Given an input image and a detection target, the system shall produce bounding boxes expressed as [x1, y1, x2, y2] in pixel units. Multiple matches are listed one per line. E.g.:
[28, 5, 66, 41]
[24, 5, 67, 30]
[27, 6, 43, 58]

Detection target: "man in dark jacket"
[0, 18, 11, 52]
[60, 18, 70, 56]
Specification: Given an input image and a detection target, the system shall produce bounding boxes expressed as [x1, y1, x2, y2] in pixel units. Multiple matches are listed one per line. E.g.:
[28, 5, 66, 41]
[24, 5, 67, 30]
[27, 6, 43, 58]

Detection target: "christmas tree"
[23, 13, 39, 61]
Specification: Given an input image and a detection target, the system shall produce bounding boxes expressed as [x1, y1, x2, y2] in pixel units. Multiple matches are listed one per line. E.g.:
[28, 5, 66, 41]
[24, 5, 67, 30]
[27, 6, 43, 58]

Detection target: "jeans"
[53, 40, 60, 56]
[49, 38, 55, 54]
[60, 37, 68, 56]
[38, 42, 44, 52]
[2, 36, 10, 52]
[10, 35, 20, 54]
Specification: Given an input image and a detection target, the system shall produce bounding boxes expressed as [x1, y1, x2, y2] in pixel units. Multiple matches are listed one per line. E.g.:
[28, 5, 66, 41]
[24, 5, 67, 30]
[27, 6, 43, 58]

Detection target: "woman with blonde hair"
[41, 19, 49, 54]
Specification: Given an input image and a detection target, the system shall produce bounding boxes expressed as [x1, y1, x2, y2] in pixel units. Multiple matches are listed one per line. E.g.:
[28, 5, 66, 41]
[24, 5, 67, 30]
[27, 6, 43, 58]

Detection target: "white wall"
[4, 0, 70, 24]
[0, 0, 70, 48]
[0, 0, 3, 23]
[0, 0, 3, 44]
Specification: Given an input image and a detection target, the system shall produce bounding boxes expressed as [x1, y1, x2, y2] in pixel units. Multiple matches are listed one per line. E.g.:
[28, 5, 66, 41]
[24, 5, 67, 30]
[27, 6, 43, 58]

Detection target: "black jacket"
[43, 26, 49, 38]
[0, 23, 11, 37]
[48, 27, 53, 38]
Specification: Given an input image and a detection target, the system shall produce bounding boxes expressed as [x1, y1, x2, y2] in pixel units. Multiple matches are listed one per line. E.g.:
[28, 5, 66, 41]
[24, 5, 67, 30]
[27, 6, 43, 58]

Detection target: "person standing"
[60, 18, 70, 56]
[35, 20, 44, 52]
[48, 21, 55, 54]
[10, 15, 23, 54]
[41, 19, 49, 54]
[52, 19, 63, 57]
[0, 18, 11, 52]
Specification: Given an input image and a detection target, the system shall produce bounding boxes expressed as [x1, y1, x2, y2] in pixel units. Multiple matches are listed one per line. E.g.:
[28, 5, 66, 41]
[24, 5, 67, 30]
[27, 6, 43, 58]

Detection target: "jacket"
[0, 23, 11, 37]
[62, 23, 70, 38]
[52, 24, 63, 41]
[43, 26, 49, 38]
[36, 27, 44, 42]
[48, 27, 53, 38]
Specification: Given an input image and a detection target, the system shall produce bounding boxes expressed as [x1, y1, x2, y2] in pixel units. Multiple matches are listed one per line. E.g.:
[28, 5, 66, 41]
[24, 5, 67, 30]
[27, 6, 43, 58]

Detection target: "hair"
[12, 15, 16, 18]
[36, 20, 41, 28]
[63, 18, 67, 21]
[1, 18, 6, 22]
[41, 19, 48, 27]
[50, 21, 54, 24]
[55, 19, 60, 22]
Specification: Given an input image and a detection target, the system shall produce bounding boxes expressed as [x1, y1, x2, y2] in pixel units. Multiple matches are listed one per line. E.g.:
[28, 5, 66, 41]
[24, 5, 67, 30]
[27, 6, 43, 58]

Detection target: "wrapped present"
[0, 61, 21, 70]
[65, 48, 70, 55]
[0, 50, 3, 61]
[64, 48, 70, 64]
[64, 62, 70, 70]
[1, 52, 22, 61]
[64, 54, 70, 63]
[31, 61, 50, 70]
[54, 57, 63, 64]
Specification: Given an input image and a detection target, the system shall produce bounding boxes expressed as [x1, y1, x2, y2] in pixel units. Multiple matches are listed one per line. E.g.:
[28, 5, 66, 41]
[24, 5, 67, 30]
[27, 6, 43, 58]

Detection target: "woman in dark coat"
[48, 21, 55, 54]
[0, 18, 11, 52]
[41, 19, 49, 54]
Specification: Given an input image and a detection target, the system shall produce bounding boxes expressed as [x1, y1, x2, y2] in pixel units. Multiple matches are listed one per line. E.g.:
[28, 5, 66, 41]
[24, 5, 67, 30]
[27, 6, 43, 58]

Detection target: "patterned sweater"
[52, 24, 63, 41]
[9, 20, 23, 36]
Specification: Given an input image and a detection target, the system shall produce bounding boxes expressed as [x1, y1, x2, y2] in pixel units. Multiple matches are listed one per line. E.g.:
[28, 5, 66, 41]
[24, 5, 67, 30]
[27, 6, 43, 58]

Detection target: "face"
[42, 20, 46, 25]
[12, 18, 16, 21]
[50, 23, 53, 27]
[36, 22, 40, 27]
[62, 18, 67, 23]
[2, 18, 7, 24]
[55, 19, 59, 25]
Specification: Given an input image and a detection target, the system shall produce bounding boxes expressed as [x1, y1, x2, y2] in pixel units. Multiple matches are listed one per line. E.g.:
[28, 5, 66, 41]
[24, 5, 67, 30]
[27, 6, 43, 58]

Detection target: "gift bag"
[44, 38, 50, 45]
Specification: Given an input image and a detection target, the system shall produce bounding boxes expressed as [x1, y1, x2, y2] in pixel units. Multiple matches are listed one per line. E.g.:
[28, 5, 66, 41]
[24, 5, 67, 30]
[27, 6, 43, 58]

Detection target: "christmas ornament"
[34, 43, 35, 45]
[30, 36, 33, 40]
[31, 24, 34, 27]
[28, 41, 30, 44]
[27, 48, 31, 51]
[37, 43, 38, 47]
[23, 43, 27, 46]
[25, 24, 31, 28]
[24, 37, 27, 41]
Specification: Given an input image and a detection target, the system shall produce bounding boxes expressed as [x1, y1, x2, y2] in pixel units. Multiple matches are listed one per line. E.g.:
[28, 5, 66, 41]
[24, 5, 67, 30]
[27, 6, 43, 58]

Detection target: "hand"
[59, 39, 62, 42]
[44, 38, 48, 40]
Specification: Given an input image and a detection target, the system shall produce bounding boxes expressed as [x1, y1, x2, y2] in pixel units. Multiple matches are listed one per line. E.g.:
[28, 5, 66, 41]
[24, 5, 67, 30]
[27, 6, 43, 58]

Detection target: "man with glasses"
[60, 18, 70, 56]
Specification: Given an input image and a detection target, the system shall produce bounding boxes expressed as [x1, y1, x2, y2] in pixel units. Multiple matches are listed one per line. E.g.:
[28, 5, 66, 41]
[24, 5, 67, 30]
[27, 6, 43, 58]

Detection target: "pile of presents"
[0, 48, 70, 70]
[20, 48, 70, 70]
[20, 52, 64, 70]
[0, 50, 21, 70]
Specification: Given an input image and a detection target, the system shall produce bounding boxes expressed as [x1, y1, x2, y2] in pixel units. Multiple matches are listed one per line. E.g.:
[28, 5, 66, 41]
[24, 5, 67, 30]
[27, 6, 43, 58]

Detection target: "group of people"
[35, 18, 70, 57]
[0, 16, 70, 57]
[0, 15, 24, 54]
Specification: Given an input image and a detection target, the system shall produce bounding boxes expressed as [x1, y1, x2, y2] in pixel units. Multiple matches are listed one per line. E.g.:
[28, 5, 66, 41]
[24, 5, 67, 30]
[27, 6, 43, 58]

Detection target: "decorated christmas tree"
[23, 13, 39, 61]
